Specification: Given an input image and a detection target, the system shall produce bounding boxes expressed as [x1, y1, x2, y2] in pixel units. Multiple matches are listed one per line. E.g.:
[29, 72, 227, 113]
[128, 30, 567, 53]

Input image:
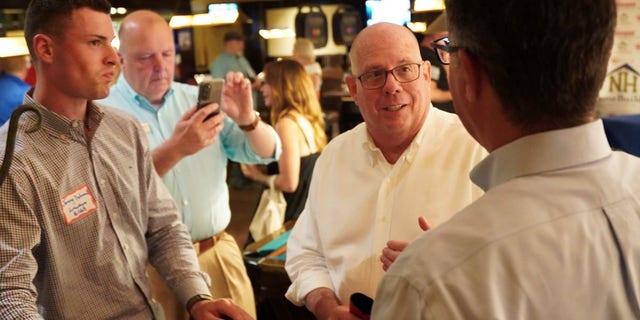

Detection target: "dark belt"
[193, 231, 224, 255]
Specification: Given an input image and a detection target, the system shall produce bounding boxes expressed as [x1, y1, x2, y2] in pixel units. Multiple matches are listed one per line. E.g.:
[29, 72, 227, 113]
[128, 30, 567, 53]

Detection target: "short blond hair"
[292, 38, 316, 62]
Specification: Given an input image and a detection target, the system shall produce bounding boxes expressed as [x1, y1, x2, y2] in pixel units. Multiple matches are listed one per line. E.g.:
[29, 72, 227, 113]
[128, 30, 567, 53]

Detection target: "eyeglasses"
[356, 62, 423, 89]
[431, 37, 462, 65]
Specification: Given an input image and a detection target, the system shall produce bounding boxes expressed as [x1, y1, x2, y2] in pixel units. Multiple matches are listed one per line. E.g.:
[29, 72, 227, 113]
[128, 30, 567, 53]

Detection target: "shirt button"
[72, 121, 80, 128]
[100, 179, 106, 186]
[183, 199, 189, 206]
[123, 243, 129, 251]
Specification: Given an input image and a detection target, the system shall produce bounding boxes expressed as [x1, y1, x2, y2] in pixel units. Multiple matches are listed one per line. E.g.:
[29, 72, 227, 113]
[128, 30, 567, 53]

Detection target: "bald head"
[349, 22, 422, 75]
[116, 9, 176, 104]
[118, 10, 171, 54]
[343, 22, 431, 156]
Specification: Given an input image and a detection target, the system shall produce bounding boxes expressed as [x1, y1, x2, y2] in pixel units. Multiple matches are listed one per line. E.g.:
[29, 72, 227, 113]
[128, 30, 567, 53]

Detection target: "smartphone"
[197, 78, 224, 120]
[349, 292, 373, 320]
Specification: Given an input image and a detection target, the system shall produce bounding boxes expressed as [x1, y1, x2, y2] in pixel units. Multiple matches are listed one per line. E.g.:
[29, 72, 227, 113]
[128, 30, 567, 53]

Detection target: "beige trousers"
[148, 232, 256, 319]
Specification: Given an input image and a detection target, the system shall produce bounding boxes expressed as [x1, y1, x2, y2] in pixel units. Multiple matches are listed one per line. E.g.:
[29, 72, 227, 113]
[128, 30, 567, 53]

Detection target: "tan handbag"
[249, 176, 286, 241]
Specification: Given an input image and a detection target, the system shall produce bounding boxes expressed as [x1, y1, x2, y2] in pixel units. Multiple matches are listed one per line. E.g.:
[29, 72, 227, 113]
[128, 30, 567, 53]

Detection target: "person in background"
[0, 1, 251, 319]
[210, 31, 258, 86]
[284, 22, 486, 320]
[419, 11, 453, 113]
[210, 30, 260, 190]
[319, 55, 346, 139]
[373, 0, 638, 318]
[292, 38, 323, 97]
[99, 10, 281, 319]
[242, 59, 327, 225]
[0, 54, 32, 125]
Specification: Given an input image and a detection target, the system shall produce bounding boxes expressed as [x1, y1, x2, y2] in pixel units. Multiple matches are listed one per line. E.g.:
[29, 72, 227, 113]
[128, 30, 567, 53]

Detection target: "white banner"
[596, 1, 640, 116]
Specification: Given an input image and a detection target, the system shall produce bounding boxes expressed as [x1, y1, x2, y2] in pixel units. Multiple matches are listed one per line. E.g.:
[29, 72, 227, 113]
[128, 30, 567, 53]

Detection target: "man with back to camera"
[373, 0, 640, 318]
[0, 0, 251, 319]
[98, 10, 280, 319]
[284, 22, 487, 319]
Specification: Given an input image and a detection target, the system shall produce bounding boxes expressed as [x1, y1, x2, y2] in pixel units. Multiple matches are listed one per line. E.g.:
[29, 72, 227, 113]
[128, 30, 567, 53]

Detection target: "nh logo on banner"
[597, 63, 640, 116]
[607, 64, 639, 94]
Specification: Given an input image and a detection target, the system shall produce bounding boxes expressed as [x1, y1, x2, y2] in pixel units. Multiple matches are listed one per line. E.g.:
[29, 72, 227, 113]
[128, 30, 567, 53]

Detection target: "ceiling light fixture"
[413, 0, 445, 12]
[0, 37, 29, 58]
[406, 22, 427, 33]
[258, 28, 296, 40]
[169, 2, 240, 29]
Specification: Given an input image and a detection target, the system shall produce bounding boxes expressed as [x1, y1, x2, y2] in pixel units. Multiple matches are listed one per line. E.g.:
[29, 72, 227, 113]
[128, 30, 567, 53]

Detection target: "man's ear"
[117, 52, 125, 69]
[344, 74, 358, 98]
[457, 50, 483, 103]
[422, 59, 431, 85]
[32, 34, 55, 64]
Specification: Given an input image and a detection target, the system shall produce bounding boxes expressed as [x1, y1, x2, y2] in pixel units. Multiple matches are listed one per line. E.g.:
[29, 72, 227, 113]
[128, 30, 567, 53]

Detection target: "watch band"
[186, 293, 213, 313]
[239, 111, 260, 132]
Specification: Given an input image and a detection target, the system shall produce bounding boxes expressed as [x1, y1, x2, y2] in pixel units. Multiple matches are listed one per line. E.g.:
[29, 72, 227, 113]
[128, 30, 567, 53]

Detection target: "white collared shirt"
[374, 120, 640, 319]
[285, 106, 487, 306]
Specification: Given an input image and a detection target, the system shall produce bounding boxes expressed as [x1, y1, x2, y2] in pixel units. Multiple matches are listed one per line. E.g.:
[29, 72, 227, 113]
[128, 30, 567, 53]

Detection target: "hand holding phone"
[197, 78, 224, 120]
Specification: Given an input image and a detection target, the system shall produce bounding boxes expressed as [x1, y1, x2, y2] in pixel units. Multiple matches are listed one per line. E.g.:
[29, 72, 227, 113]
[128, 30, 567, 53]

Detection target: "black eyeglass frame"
[431, 36, 463, 65]
[355, 62, 424, 90]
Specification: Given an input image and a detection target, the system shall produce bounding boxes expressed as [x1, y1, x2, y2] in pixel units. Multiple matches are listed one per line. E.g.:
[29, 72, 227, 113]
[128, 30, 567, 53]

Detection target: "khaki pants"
[148, 232, 256, 319]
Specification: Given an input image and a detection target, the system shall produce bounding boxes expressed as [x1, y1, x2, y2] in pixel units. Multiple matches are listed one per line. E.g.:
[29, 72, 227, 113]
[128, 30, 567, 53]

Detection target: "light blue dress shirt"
[209, 51, 256, 80]
[98, 75, 281, 241]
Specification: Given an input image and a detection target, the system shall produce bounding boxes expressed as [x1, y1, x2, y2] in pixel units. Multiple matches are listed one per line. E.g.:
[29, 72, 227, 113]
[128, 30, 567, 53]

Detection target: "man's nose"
[383, 72, 402, 93]
[151, 54, 166, 71]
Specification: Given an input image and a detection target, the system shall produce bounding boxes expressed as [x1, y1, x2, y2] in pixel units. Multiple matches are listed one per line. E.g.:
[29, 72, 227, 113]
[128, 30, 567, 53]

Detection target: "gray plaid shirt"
[0, 96, 209, 319]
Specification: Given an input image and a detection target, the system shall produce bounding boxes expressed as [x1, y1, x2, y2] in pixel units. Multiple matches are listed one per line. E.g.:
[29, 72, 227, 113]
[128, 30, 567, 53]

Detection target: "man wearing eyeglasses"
[373, 0, 640, 319]
[284, 22, 486, 319]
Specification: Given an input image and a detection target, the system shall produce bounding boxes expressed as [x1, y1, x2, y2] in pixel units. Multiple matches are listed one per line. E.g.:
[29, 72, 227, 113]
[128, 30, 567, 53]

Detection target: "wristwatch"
[239, 111, 260, 132]
[186, 293, 213, 313]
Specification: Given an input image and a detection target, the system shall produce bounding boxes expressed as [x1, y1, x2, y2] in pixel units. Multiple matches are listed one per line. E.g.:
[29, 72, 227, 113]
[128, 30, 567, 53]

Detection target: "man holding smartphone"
[99, 10, 281, 319]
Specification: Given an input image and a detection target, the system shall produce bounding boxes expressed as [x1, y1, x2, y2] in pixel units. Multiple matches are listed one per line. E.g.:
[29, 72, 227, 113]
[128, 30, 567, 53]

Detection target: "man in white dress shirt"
[284, 22, 487, 320]
[373, 0, 640, 319]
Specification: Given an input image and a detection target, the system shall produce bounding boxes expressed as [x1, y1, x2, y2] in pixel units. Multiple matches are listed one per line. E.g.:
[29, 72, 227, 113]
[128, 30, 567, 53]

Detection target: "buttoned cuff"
[173, 271, 212, 306]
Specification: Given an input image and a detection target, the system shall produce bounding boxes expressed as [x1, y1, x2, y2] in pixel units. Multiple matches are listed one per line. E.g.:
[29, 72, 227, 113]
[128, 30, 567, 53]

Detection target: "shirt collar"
[470, 119, 612, 191]
[114, 74, 175, 112]
[23, 91, 105, 142]
[361, 105, 433, 167]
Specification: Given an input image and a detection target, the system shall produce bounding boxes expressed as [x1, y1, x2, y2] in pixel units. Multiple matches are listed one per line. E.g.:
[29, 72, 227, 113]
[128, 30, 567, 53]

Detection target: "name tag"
[60, 185, 97, 224]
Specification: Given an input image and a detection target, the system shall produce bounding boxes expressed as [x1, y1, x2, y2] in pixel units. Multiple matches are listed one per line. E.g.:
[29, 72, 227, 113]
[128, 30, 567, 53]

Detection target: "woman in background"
[242, 59, 327, 223]
[292, 38, 322, 97]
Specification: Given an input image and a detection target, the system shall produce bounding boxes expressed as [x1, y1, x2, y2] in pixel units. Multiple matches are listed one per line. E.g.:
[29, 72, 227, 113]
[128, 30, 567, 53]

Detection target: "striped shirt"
[0, 95, 210, 319]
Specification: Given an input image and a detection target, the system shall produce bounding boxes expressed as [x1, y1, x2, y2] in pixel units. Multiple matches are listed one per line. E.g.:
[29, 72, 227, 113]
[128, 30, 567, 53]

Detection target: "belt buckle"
[193, 232, 223, 255]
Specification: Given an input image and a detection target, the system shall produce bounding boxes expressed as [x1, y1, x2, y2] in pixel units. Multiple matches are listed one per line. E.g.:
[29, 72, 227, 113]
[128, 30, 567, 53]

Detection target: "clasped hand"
[380, 216, 432, 272]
